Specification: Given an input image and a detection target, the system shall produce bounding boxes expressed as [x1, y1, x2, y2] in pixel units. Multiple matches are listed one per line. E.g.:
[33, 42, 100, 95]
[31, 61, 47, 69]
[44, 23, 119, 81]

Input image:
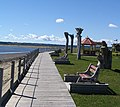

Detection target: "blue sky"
[0, 0, 120, 46]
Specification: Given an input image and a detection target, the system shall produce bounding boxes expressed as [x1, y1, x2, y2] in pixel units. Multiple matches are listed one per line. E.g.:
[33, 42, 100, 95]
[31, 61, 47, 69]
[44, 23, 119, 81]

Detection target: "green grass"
[112, 52, 120, 56]
[53, 52, 120, 107]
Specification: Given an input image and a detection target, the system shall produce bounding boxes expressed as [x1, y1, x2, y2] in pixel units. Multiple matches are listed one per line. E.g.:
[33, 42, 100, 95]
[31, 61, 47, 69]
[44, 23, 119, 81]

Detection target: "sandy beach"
[0, 53, 27, 62]
[0, 53, 26, 95]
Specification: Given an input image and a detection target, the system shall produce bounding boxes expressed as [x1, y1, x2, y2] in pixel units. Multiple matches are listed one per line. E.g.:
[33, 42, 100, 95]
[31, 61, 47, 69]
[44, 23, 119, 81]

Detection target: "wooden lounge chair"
[54, 53, 70, 64]
[64, 63, 100, 82]
[76, 64, 100, 82]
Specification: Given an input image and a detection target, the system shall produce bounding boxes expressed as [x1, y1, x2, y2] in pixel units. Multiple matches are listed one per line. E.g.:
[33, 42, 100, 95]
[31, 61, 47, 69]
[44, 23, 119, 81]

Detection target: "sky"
[0, 0, 120, 46]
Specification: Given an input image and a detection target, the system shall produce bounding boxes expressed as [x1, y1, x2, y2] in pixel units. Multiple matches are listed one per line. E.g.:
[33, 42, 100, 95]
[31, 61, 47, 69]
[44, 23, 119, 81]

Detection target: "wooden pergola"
[81, 36, 96, 55]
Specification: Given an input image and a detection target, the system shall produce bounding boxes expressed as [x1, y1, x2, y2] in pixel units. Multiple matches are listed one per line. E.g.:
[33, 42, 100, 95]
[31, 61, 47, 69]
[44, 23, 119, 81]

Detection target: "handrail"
[0, 48, 39, 105]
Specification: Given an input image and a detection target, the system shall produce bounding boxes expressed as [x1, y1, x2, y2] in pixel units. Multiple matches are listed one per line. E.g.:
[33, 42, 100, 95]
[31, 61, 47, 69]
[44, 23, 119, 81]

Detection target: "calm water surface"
[0, 45, 55, 54]
[0, 45, 36, 54]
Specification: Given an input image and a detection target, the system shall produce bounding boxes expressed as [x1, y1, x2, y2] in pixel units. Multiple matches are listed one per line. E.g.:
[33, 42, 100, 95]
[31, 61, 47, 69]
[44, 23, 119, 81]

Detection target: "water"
[0, 45, 36, 54]
[0, 45, 58, 54]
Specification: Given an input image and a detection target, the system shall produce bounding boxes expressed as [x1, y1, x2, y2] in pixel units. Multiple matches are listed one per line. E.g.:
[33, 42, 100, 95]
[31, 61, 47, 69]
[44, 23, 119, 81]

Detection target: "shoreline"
[0, 53, 27, 63]
[0, 44, 64, 49]
[0, 51, 28, 54]
[0, 44, 63, 62]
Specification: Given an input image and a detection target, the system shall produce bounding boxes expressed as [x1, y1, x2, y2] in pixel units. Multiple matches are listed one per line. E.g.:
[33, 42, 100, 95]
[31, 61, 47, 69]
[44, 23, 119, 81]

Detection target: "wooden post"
[69, 34, 74, 53]
[0, 68, 3, 98]
[23, 57, 26, 75]
[64, 32, 69, 54]
[26, 54, 29, 70]
[75, 28, 83, 60]
[10, 61, 15, 93]
[18, 58, 21, 82]
[77, 34, 81, 59]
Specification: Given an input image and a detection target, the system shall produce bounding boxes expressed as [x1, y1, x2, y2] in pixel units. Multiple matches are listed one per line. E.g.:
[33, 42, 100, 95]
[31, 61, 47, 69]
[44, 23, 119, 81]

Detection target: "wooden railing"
[0, 48, 39, 105]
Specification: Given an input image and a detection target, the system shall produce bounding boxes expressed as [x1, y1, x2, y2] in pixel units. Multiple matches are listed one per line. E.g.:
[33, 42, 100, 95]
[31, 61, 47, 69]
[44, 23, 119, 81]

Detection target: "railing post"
[10, 61, 15, 93]
[23, 57, 26, 76]
[0, 68, 3, 98]
[26, 54, 30, 70]
[18, 58, 21, 82]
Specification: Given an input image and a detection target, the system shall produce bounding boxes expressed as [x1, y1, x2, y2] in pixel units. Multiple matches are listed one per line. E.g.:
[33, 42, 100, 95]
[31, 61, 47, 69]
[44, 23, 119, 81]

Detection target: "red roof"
[81, 36, 96, 45]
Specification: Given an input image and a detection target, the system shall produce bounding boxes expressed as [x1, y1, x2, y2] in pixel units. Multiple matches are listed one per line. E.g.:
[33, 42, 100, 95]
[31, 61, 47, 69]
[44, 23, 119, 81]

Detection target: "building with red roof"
[81, 36, 96, 45]
[81, 36, 96, 55]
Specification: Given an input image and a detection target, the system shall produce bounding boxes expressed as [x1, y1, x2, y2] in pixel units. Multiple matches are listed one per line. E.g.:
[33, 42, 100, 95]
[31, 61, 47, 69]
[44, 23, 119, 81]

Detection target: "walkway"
[6, 52, 76, 107]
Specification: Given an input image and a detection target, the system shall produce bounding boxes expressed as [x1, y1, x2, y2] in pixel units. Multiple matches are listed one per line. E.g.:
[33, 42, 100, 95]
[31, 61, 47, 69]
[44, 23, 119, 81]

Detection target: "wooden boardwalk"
[6, 52, 76, 107]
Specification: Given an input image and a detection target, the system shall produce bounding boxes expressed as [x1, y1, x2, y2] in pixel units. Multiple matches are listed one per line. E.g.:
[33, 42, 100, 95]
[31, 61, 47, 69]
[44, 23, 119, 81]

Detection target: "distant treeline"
[0, 41, 78, 48]
[0, 41, 65, 47]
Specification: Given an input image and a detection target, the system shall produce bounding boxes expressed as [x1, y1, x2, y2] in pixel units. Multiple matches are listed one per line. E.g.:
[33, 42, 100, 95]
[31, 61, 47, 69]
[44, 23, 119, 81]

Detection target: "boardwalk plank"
[6, 52, 76, 107]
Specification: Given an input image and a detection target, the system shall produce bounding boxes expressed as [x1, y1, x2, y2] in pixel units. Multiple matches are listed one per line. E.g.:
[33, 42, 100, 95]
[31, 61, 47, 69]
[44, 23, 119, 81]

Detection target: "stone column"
[75, 28, 83, 60]
[69, 34, 74, 53]
[64, 32, 69, 54]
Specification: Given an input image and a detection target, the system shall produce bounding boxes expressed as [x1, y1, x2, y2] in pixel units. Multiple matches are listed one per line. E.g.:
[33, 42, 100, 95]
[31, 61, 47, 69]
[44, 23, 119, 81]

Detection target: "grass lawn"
[53, 52, 120, 107]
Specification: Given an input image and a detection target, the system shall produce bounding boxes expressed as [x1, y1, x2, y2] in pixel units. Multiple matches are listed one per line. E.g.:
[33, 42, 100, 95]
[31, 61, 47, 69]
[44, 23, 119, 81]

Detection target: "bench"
[77, 64, 100, 82]
[64, 63, 100, 82]
[54, 53, 70, 64]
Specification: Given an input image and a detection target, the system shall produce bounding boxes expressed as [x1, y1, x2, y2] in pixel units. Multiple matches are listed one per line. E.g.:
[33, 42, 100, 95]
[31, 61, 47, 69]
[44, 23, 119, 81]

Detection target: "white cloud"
[38, 35, 51, 41]
[94, 39, 115, 46]
[26, 34, 38, 39]
[5, 33, 18, 40]
[56, 18, 64, 23]
[37, 34, 65, 42]
[108, 23, 118, 28]
[3, 33, 65, 43]
[3, 33, 119, 46]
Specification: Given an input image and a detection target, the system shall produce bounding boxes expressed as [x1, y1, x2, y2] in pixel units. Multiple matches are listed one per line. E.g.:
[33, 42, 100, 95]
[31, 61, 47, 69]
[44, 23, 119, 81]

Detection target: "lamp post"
[75, 28, 83, 60]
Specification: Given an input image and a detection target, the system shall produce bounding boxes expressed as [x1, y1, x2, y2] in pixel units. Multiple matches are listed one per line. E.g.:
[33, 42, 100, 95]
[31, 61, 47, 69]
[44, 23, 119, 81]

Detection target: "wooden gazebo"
[81, 36, 96, 55]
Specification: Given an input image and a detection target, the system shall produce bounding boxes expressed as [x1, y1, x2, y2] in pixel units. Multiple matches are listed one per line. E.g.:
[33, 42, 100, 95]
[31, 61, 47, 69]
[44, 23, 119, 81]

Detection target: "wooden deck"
[6, 52, 76, 107]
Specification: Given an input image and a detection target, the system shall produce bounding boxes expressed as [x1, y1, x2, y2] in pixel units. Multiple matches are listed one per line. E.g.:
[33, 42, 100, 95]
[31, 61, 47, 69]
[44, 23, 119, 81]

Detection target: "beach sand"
[0, 53, 26, 96]
[0, 53, 27, 62]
